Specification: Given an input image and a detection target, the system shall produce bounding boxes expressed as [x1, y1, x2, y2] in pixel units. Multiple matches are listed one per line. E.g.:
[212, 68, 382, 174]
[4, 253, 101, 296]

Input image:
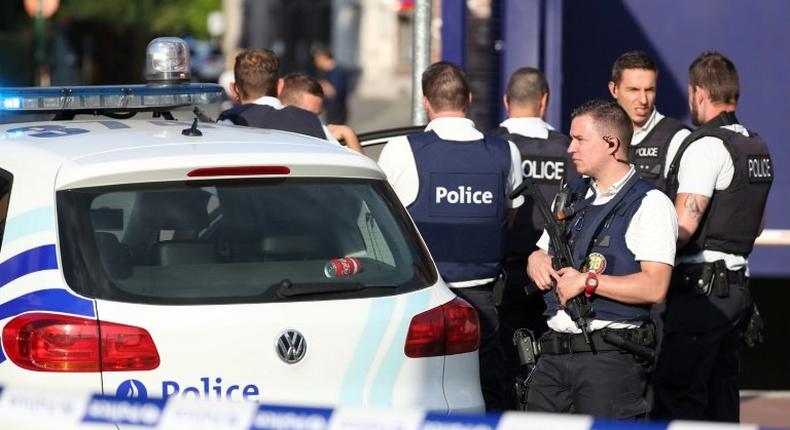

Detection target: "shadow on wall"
[560, 0, 689, 132]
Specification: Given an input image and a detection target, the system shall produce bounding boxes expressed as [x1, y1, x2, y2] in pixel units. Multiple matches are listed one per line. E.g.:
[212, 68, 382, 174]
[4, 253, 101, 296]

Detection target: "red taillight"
[404, 297, 480, 358]
[2, 313, 160, 372]
[187, 166, 290, 177]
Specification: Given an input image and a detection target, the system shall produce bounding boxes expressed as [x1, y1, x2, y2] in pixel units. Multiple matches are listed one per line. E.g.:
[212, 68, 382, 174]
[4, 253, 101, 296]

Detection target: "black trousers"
[498, 260, 548, 409]
[526, 346, 650, 418]
[652, 274, 752, 422]
[452, 284, 507, 412]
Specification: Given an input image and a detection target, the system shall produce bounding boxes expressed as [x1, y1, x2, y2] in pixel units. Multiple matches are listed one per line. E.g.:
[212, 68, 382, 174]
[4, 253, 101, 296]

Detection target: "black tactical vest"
[217, 104, 326, 139]
[488, 126, 578, 258]
[629, 116, 688, 192]
[666, 112, 773, 256]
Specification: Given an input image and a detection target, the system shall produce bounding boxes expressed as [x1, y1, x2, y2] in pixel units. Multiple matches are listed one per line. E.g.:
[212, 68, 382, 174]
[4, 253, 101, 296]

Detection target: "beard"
[690, 101, 702, 126]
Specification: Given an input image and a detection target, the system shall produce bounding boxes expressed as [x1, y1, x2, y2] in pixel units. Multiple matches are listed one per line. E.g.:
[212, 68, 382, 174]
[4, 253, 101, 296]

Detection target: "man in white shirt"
[526, 100, 677, 418]
[378, 62, 523, 411]
[487, 67, 577, 408]
[217, 48, 336, 142]
[653, 52, 773, 423]
[609, 51, 690, 192]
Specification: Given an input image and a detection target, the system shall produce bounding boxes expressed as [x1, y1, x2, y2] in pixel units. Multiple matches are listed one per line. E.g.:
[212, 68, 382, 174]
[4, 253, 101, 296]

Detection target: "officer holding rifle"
[523, 100, 677, 418]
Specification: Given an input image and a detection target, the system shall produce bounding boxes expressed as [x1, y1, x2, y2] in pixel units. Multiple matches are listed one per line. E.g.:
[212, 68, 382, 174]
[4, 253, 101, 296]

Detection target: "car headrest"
[138, 190, 211, 230]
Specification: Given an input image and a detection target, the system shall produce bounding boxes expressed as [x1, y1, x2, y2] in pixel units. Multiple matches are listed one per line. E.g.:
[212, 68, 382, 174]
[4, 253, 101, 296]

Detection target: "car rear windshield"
[58, 178, 437, 304]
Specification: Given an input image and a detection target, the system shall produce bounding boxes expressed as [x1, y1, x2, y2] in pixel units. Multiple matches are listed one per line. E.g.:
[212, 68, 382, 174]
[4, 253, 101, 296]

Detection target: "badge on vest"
[747, 155, 773, 182]
[582, 252, 607, 274]
[522, 156, 566, 185]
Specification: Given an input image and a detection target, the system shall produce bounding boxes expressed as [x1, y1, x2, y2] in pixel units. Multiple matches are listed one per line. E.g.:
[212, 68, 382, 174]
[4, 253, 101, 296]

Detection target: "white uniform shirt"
[666, 123, 749, 272]
[378, 117, 524, 288]
[536, 166, 678, 333]
[500, 117, 555, 139]
[631, 109, 691, 178]
[219, 96, 339, 144]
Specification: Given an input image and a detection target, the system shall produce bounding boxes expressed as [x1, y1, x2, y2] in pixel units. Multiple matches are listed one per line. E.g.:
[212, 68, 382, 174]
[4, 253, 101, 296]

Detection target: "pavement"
[346, 89, 413, 133]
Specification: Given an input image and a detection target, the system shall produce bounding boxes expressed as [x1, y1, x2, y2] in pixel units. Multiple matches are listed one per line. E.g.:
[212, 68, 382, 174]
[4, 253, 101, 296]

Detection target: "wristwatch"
[584, 271, 599, 298]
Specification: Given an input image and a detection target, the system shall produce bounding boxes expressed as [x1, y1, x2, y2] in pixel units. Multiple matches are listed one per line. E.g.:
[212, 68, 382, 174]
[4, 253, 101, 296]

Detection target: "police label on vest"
[436, 186, 493, 204]
[429, 173, 500, 218]
[522, 157, 566, 184]
[634, 146, 659, 158]
[747, 155, 773, 182]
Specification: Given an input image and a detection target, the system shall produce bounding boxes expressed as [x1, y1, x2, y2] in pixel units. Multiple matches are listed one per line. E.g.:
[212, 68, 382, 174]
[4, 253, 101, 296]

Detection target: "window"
[58, 178, 436, 304]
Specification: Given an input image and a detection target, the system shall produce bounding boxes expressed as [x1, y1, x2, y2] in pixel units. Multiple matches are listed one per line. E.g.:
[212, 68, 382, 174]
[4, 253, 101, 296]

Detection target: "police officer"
[217, 49, 332, 141]
[279, 73, 364, 154]
[526, 100, 678, 418]
[653, 52, 773, 423]
[609, 51, 690, 192]
[378, 62, 523, 411]
[487, 67, 577, 408]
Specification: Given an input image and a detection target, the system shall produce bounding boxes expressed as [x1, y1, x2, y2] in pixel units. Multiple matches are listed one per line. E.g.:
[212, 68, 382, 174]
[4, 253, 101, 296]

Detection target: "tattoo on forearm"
[683, 194, 703, 219]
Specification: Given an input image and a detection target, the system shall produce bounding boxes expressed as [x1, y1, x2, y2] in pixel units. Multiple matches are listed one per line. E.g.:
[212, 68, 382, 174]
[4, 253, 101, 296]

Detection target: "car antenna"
[182, 117, 203, 137]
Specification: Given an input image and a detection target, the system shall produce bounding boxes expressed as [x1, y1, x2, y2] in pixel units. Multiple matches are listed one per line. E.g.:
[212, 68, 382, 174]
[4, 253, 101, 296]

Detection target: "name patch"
[747, 155, 773, 182]
[522, 156, 567, 184]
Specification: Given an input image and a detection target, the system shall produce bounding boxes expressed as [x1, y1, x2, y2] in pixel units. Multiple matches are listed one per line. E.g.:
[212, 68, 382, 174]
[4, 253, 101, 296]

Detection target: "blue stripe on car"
[369, 288, 432, 407]
[2, 207, 54, 245]
[339, 297, 396, 406]
[0, 245, 58, 288]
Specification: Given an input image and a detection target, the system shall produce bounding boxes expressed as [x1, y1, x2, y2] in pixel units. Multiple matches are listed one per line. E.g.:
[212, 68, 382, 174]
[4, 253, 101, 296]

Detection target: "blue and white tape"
[0, 385, 774, 430]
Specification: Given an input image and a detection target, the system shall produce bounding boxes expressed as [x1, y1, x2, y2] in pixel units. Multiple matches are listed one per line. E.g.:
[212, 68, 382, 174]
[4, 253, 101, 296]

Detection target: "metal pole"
[34, 0, 46, 86]
[411, 0, 431, 126]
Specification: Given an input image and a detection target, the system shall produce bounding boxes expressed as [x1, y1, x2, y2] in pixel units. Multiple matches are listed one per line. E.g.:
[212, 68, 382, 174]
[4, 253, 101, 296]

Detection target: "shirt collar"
[499, 117, 555, 139]
[252, 96, 283, 109]
[631, 108, 664, 145]
[425, 117, 483, 141]
[590, 165, 637, 198]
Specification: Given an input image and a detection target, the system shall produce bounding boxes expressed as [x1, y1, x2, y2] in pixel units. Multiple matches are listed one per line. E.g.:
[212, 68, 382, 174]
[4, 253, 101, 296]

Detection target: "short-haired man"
[653, 52, 773, 422]
[378, 62, 524, 411]
[487, 67, 577, 408]
[526, 100, 677, 418]
[280, 73, 325, 115]
[217, 49, 333, 141]
[609, 51, 690, 192]
[279, 73, 363, 154]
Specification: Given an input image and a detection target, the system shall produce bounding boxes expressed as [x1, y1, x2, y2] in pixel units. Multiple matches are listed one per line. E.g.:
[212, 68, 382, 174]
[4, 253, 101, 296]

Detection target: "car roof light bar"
[0, 84, 223, 112]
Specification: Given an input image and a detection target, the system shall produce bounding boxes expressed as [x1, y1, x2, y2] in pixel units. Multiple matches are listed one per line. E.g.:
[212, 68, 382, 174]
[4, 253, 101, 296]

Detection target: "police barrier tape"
[0, 385, 778, 430]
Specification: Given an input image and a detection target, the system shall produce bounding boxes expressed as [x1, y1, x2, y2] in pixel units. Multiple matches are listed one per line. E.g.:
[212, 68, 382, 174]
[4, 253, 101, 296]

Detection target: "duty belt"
[538, 326, 655, 358]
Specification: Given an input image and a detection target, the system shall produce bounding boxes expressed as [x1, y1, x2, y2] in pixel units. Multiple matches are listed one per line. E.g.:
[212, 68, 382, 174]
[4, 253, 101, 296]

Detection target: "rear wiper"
[273, 279, 397, 298]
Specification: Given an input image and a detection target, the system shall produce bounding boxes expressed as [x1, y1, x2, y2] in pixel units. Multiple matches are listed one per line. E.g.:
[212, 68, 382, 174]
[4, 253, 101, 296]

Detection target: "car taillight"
[404, 297, 480, 358]
[2, 313, 160, 372]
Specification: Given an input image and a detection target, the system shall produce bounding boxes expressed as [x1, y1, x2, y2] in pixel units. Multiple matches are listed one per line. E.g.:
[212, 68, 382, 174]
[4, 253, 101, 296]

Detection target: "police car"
[0, 38, 484, 412]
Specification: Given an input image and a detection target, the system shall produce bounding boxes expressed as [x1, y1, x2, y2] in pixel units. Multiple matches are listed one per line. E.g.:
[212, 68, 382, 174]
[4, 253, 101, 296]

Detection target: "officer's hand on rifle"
[527, 249, 559, 290]
[556, 267, 586, 306]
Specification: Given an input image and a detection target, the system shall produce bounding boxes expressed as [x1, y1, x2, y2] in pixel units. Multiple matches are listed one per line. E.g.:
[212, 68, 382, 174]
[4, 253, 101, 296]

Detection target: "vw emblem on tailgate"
[276, 330, 306, 364]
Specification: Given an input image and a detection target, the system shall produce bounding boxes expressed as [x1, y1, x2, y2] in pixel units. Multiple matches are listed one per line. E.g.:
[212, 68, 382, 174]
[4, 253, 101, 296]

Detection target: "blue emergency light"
[0, 84, 223, 112]
[0, 37, 223, 112]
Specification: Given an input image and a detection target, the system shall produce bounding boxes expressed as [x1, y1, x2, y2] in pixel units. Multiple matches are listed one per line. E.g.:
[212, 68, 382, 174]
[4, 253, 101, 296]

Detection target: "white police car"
[0, 38, 483, 413]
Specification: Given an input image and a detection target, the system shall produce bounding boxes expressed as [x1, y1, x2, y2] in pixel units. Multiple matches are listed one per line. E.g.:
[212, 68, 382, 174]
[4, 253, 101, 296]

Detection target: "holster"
[672, 261, 742, 298]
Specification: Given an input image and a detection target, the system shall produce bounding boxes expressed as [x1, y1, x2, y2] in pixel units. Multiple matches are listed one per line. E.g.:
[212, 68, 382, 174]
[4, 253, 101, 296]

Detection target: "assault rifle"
[510, 178, 593, 345]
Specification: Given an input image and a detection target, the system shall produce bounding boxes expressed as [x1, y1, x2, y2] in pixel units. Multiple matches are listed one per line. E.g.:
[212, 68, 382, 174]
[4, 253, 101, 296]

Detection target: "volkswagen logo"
[276, 329, 307, 364]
